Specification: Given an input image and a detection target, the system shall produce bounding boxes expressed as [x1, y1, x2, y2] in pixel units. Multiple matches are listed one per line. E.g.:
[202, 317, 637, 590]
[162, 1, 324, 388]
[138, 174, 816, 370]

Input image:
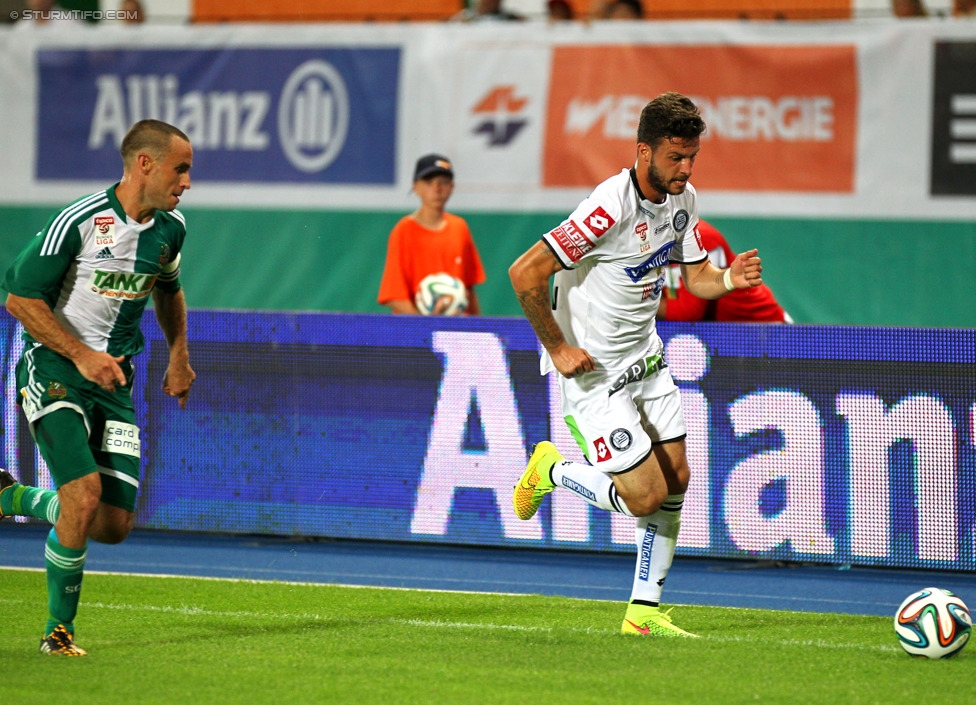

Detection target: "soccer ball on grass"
[415, 273, 468, 316]
[894, 587, 971, 659]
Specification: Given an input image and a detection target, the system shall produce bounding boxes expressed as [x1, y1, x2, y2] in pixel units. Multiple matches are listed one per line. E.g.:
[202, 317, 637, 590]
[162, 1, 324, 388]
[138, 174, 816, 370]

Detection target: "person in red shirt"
[377, 154, 486, 315]
[659, 219, 792, 323]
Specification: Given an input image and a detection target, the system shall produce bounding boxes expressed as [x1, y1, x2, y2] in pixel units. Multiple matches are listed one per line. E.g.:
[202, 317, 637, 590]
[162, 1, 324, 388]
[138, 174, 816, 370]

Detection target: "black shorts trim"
[652, 433, 687, 446]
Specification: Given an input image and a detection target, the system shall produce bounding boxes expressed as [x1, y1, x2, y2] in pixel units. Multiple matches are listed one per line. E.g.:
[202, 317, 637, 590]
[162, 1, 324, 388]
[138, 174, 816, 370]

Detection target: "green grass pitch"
[1, 568, 974, 704]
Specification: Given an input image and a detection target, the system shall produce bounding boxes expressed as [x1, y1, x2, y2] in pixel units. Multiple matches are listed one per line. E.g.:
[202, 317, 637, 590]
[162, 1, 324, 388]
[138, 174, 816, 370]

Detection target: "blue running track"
[1, 523, 971, 617]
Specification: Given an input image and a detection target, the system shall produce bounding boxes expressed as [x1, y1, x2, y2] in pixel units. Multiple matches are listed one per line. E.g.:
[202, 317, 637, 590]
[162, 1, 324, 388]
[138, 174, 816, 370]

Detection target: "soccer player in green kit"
[0, 119, 196, 655]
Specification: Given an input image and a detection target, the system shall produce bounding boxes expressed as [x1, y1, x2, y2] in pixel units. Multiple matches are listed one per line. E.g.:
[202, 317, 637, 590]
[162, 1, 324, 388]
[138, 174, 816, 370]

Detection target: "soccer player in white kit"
[510, 92, 764, 636]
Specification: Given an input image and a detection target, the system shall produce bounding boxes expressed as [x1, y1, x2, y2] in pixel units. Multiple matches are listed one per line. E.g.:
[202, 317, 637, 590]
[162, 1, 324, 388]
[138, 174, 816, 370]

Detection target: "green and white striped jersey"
[2, 183, 185, 358]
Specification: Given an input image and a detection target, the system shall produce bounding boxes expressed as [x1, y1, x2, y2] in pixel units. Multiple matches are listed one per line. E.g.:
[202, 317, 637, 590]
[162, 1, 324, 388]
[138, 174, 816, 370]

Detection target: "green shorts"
[16, 344, 141, 512]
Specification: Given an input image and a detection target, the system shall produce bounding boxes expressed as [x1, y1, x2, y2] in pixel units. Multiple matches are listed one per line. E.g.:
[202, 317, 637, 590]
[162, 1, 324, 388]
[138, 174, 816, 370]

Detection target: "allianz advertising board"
[36, 48, 400, 184]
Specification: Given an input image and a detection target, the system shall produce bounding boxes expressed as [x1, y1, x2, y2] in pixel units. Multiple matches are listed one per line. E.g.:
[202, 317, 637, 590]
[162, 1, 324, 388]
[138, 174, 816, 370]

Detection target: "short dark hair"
[120, 119, 190, 165]
[637, 92, 706, 147]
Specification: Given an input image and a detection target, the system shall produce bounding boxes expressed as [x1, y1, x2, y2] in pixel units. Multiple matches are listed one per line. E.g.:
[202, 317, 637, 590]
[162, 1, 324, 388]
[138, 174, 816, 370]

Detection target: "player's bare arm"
[5, 293, 127, 392]
[152, 287, 195, 408]
[681, 248, 763, 299]
[509, 241, 595, 378]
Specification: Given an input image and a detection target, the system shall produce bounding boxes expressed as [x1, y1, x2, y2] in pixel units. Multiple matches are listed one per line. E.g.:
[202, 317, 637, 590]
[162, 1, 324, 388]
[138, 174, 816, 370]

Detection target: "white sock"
[629, 494, 683, 606]
[550, 460, 635, 516]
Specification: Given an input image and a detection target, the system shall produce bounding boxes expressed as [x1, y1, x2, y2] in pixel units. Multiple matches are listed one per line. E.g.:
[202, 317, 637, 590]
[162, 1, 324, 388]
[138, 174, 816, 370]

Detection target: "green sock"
[45, 528, 87, 636]
[6, 485, 61, 524]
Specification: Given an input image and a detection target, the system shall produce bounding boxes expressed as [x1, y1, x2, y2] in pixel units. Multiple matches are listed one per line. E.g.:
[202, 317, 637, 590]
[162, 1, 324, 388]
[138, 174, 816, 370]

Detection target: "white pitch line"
[0, 592, 898, 652]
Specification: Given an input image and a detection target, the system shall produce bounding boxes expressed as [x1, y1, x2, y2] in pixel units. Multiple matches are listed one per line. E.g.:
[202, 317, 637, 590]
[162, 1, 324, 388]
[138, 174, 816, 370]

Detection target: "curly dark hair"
[636, 92, 706, 146]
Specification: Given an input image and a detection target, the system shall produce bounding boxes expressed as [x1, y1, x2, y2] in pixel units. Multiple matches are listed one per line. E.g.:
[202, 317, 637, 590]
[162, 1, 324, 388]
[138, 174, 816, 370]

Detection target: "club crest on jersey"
[46, 381, 67, 399]
[609, 428, 633, 451]
[594, 437, 612, 462]
[673, 210, 690, 232]
[583, 206, 614, 238]
[94, 216, 115, 247]
[624, 242, 676, 282]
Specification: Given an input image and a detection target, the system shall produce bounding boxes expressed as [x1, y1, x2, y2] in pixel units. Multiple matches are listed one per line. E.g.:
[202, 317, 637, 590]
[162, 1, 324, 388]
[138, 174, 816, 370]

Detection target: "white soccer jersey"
[3, 184, 185, 358]
[541, 167, 707, 374]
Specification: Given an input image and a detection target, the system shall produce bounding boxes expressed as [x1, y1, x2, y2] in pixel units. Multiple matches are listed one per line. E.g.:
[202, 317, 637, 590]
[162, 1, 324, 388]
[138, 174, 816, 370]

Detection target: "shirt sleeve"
[377, 220, 412, 305]
[154, 214, 186, 294]
[2, 217, 81, 307]
[670, 215, 708, 266]
[541, 192, 621, 269]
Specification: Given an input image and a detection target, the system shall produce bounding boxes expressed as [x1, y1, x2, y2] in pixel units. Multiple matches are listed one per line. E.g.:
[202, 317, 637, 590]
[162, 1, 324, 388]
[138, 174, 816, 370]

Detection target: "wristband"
[723, 268, 735, 291]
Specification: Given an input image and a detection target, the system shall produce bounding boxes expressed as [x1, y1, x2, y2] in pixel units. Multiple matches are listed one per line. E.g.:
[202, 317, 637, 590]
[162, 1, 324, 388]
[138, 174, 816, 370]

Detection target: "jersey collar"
[629, 166, 666, 211]
[106, 182, 129, 221]
[107, 181, 156, 231]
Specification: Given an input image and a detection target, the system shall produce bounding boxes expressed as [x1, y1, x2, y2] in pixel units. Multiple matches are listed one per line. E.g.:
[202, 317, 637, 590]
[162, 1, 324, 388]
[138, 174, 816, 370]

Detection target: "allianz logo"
[87, 59, 349, 173]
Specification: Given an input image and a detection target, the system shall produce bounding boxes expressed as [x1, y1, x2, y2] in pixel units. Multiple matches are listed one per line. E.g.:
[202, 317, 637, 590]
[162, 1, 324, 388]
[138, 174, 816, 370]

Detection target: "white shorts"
[557, 355, 686, 475]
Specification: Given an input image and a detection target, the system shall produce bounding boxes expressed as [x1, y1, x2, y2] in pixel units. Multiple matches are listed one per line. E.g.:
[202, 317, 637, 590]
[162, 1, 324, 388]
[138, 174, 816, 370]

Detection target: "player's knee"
[59, 478, 102, 520]
[93, 525, 131, 545]
[89, 508, 134, 544]
[624, 486, 669, 517]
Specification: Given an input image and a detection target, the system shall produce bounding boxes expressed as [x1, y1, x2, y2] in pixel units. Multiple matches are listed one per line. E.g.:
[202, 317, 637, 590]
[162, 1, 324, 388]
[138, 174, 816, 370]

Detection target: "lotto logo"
[584, 207, 614, 237]
[594, 437, 611, 462]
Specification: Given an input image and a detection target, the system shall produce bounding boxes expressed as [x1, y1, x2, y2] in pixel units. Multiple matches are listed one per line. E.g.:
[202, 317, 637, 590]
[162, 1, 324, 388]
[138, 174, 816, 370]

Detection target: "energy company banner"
[543, 45, 858, 193]
[35, 47, 400, 184]
[2, 311, 973, 572]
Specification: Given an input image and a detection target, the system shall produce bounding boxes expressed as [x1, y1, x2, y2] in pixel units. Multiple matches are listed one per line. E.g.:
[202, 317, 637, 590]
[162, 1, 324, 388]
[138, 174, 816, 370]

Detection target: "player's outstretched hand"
[731, 249, 763, 288]
[550, 343, 596, 379]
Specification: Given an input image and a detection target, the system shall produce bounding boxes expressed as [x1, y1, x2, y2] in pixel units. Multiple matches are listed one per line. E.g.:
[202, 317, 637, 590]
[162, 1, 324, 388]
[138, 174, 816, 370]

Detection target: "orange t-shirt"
[377, 213, 487, 306]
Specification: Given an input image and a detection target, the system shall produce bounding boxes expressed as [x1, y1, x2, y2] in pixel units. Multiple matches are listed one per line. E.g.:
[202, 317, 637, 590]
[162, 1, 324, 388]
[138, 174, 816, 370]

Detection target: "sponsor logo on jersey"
[692, 224, 704, 250]
[594, 436, 611, 462]
[94, 216, 115, 246]
[583, 206, 614, 238]
[624, 242, 676, 282]
[638, 523, 658, 581]
[609, 354, 667, 396]
[654, 219, 672, 235]
[609, 428, 632, 451]
[560, 476, 597, 503]
[89, 269, 157, 300]
[46, 381, 68, 399]
[673, 210, 689, 232]
[641, 279, 662, 302]
[95, 247, 115, 260]
[471, 85, 529, 147]
[549, 220, 594, 263]
[102, 420, 141, 458]
[635, 222, 648, 241]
